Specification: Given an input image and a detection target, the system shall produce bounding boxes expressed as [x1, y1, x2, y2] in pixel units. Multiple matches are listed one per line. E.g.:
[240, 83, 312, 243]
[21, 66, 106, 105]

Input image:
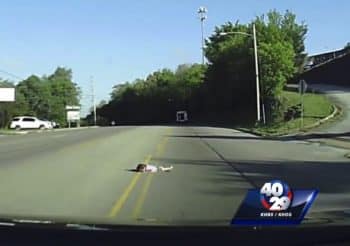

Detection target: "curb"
[235, 128, 264, 137]
[236, 104, 340, 138]
[300, 104, 339, 131]
[35, 126, 100, 134]
[50, 126, 100, 132]
[0, 131, 29, 136]
[236, 127, 297, 138]
[1, 126, 100, 136]
[318, 138, 350, 151]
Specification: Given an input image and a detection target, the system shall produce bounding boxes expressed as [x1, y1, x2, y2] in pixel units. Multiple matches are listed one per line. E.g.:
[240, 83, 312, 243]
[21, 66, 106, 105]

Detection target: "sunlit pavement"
[0, 126, 349, 226]
[308, 84, 350, 136]
[296, 84, 350, 151]
[285, 84, 350, 151]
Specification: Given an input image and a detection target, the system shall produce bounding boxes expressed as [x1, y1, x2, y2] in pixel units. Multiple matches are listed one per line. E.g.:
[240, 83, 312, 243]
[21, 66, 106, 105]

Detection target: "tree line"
[0, 67, 80, 128]
[92, 64, 206, 125]
[1, 10, 309, 128]
[92, 10, 308, 126]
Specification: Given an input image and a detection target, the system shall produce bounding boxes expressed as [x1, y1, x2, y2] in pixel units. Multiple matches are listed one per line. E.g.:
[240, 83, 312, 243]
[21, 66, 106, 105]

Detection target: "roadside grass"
[240, 91, 335, 136]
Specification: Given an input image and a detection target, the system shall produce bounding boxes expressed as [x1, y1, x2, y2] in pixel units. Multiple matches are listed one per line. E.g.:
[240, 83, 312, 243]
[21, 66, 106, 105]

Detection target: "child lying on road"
[136, 163, 173, 173]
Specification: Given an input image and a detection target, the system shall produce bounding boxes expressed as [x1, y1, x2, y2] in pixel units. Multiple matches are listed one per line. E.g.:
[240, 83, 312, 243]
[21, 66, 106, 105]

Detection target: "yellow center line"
[108, 154, 152, 217]
[156, 137, 168, 154]
[131, 128, 173, 219]
[132, 173, 154, 219]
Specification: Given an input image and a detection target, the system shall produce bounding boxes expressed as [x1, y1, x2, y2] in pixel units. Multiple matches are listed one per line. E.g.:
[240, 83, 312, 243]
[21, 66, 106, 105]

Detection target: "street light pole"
[91, 76, 97, 126]
[201, 19, 205, 65]
[198, 7, 207, 65]
[219, 23, 263, 123]
[253, 23, 261, 122]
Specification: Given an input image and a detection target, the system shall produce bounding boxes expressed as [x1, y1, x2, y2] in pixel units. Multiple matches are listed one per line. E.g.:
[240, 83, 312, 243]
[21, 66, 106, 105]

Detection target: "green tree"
[47, 67, 81, 125]
[110, 82, 132, 101]
[48, 67, 80, 105]
[97, 100, 107, 108]
[173, 64, 206, 112]
[0, 67, 80, 128]
[98, 64, 205, 124]
[16, 75, 51, 118]
[259, 10, 307, 72]
[204, 10, 306, 122]
[48, 67, 73, 81]
[204, 21, 257, 114]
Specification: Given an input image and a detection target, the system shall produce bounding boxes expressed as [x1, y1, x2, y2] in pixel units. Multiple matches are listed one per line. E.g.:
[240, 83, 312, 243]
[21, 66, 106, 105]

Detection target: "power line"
[0, 69, 24, 81]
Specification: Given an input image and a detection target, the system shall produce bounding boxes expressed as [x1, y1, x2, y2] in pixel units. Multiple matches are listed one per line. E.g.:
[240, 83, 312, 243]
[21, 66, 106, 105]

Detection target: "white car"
[10, 116, 53, 130]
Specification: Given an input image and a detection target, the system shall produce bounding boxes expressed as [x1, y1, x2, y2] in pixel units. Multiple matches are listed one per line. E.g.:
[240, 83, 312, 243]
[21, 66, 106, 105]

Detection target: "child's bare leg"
[159, 166, 173, 172]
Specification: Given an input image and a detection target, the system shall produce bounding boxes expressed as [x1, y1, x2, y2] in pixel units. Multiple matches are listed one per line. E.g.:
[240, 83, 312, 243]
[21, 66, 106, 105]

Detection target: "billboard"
[0, 88, 15, 102]
[67, 111, 80, 121]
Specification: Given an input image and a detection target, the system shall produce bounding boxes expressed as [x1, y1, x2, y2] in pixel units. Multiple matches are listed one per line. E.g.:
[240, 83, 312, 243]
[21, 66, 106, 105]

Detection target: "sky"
[0, 0, 349, 115]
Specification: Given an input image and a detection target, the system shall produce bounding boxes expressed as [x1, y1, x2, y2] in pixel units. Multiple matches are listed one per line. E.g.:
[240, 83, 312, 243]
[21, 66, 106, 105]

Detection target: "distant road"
[309, 84, 350, 135]
[0, 126, 349, 225]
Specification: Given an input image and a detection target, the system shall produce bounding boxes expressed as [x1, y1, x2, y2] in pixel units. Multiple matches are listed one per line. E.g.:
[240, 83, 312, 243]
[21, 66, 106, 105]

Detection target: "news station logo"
[231, 180, 318, 226]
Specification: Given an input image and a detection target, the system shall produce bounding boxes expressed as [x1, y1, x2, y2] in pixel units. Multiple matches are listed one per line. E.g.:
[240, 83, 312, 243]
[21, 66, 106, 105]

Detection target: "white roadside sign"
[0, 88, 15, 102]
[67, 111, 80, 121]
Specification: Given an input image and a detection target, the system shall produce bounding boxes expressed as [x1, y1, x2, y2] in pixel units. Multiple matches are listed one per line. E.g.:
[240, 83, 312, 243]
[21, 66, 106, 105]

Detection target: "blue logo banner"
[231, 180, 318, 226]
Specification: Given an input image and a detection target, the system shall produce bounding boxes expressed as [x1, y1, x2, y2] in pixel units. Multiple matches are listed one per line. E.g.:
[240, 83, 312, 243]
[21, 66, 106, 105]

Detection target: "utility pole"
[198, 6, 207, 65]
[253, 23, 261, 123]
[219, 24, 263, 124]
[91, 76, 97, 126]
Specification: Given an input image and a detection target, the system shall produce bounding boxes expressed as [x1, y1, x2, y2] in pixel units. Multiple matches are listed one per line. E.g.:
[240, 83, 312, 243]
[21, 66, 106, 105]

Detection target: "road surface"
[286, 84, 350, 150]
[0, 126, 349, 226]
[309, 84, 350, 135]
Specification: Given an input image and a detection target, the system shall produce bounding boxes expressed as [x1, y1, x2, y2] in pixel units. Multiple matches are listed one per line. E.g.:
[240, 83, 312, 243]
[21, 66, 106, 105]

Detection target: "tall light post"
[219, 23, 263, 123]
[90, 76, 97, 126]
[197, 6, 207, 65]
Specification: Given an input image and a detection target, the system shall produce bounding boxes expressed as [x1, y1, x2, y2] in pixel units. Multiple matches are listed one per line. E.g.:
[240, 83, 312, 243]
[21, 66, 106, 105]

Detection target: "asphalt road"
[309, 84, 350, 136]
[0, 126, 349, 226]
